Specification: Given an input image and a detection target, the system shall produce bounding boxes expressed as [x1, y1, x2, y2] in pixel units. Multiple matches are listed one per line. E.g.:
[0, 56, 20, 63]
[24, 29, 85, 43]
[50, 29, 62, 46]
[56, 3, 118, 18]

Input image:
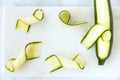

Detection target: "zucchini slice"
[45, 54, 85, 72]
[95, 0, 113, 65]
[59, 10, 87, 26]
[16, 9, 44, 33]
[81, 24, 108, 49]
[5, 41, 42, 72]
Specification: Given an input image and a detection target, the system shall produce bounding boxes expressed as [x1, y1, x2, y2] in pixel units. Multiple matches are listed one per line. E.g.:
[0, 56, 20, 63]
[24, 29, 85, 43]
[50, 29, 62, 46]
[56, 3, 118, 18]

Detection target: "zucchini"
[59, 10, 87, 26]
[5, 41, 42, 72]
[45, 54, 85, 72]
[16, 9, 44, 33]
[81, 0, 113, 65]
[81, 24, 108, 49]
[95, 0, 113, 65]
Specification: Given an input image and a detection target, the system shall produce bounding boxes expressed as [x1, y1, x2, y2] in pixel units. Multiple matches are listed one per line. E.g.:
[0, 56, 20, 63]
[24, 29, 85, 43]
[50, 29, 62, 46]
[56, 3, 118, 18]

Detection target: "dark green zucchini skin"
[94, 0, 113, 65]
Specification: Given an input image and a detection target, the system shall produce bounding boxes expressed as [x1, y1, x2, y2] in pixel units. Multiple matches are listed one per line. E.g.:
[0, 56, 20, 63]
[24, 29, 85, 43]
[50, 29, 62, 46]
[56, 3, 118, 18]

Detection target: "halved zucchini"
[59, 10, 87, 26]
[16, 9, 44, 33]
[81, 0, 113, 65]
[5, 41, 42, 72]
[95, 0, 113, 65]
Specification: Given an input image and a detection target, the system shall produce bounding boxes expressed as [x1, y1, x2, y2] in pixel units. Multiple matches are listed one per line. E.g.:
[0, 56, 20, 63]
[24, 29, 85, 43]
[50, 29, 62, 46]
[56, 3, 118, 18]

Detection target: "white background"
[0, 0, 120, 80]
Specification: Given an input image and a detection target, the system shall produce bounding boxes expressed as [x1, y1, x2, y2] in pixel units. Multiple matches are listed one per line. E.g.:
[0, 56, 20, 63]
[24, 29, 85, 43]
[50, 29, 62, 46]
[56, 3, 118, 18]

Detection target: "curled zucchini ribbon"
[16, 9, 44, 33]
[5, 42, 42, 72]
[59, 10, 88, 26]
[45, 54, 85, 72]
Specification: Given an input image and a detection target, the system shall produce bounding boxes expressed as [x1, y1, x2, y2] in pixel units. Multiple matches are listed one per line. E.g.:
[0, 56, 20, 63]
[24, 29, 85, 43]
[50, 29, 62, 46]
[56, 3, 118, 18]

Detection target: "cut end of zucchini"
[5, 58, 16, 72]
[73, 54, 85, 69]
[96, 37, 110, 65]
[25, 41, 42, 60]
[59, 10, 70, 24]
[45, 55, 63, 72]
[98, 59, 105, 65]
[33, 9, 44, 21]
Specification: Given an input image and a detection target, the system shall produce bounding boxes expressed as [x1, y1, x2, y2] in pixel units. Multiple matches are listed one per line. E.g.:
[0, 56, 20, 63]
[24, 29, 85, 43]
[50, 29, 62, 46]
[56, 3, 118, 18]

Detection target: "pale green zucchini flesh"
[45, 55, 63, 72]
[45, 54, 85, 72]
[73, 54, 85, 69]
[5, 41, 42, 72]
[95, 0, 113, 65]
[16, 9, 44, 33]
[81, 0, 113, 65]
[25, 42, 42, 60]
[59, 10, 87, 26]
[81, 24, 108, 49]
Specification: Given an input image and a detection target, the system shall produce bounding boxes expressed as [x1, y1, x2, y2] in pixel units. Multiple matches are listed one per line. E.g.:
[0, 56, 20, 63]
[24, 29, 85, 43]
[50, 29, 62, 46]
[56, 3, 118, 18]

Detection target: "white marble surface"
[0, 0, 120, 80]
[1, 0, 120, 7]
